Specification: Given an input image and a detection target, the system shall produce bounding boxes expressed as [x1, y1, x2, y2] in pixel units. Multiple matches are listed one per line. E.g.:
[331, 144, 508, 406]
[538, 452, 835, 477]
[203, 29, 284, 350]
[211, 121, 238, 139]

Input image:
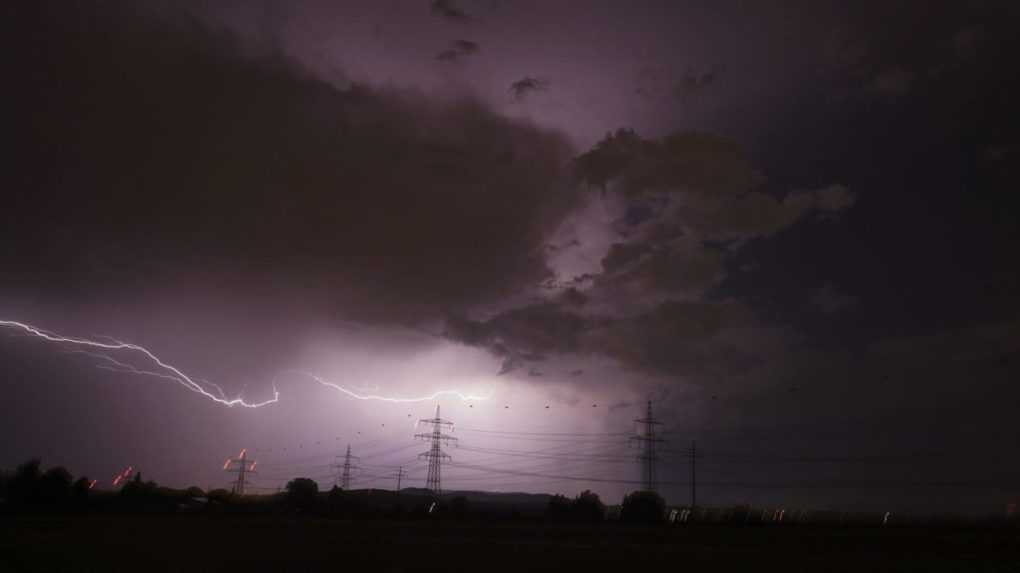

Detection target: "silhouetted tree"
[121, 473, 153, 496]
[184, 486, 205, 498]
[573, 490, 606, 523]
[285, 478, 319, 510]
[207, 488, 231, 503]
[39, 466, 72, 504]
[545, 494, 572, 520]
[326, 484, 346, 515]
[8, 459, 43, 505]
[71, 477, 92, 505]
[620, 490, 666, 524]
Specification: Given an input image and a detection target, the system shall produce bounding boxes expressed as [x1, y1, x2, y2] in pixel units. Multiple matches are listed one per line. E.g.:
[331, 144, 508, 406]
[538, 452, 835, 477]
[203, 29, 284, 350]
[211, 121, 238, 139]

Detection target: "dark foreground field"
[2, 517, 1018, 572]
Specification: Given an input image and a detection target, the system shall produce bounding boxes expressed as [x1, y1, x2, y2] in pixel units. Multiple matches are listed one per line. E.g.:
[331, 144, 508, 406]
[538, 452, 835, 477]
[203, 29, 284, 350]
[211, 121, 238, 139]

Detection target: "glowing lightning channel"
[290, 370, 492, 403]
[1, 319, 277, 408]
[1, 319, 492, 408]
[69, 350, 230, 400]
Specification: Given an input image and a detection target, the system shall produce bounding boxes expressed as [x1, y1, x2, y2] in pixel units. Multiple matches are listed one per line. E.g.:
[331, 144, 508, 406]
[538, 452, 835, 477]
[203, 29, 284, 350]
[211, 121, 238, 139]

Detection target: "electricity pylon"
[680, 440, 702, 509]
[331, 444, 360, 489]
[394, 466, 408, 494]
[223, 449, 257, 495]
[415, 404, 456, 494]
[631, 400, 665, 492]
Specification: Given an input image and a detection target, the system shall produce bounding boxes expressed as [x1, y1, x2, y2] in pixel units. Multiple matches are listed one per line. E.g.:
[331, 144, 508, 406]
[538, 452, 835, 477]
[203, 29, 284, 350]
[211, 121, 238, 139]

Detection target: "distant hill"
[401, 488, 549, 505]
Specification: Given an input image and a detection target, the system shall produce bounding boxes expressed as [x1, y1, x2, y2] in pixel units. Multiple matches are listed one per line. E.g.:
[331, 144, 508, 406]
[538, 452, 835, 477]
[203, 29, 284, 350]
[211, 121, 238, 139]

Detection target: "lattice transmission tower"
[415, 404, 456, 494]
[394, 466, 408, 494]
[331, 444, 360, 490]
[631, 400, 665, 492]
[223, 448, 257, 495]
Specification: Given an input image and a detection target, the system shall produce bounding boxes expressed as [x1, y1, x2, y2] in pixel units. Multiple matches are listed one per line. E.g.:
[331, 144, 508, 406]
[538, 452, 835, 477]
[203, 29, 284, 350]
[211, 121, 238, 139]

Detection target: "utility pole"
[223, 449, 257, 495]
[691, 440, 696, 510]
[394, 466, 408, 494]
[331, 444, 360, 490]
[415, 404, 456, 495]
[630, 400, 665, 492]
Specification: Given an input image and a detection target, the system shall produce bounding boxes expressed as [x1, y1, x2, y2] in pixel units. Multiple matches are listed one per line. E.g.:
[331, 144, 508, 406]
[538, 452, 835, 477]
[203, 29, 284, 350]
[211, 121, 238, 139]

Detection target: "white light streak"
[1, 320, 277, 408]
[1, 319, 492, 409]
[290, 370, 491, 403]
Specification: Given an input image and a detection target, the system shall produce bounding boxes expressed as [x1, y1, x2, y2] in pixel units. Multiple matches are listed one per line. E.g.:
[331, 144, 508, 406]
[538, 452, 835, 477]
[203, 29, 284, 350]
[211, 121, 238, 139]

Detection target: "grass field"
[3, 516, 1018, 572]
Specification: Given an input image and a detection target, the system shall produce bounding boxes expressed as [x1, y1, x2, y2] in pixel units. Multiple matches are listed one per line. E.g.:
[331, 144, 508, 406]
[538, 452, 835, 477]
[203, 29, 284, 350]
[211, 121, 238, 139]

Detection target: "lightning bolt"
[291, 370, 492, 403]
[1, 319, 491, 408]
[0, 320, 278, 408]
[68, 350, 230, 400]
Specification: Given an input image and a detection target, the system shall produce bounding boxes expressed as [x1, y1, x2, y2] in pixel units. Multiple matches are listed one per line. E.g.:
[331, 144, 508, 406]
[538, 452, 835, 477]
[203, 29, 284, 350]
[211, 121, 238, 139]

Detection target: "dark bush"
[39, 466, 72, 504]
[621, 490, 666, 524]
[8, 459, 43, 505]
[285, 478, 319, 510]
[545, 494, 572, 520]
[573, 490, 606, 523]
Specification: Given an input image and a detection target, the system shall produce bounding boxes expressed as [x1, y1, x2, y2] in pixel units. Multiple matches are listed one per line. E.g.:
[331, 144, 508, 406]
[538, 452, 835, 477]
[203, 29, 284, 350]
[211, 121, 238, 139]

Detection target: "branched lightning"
[69, 350, 229, 400]
[0, 320, 277, 408]
[1, 319, 491, 408]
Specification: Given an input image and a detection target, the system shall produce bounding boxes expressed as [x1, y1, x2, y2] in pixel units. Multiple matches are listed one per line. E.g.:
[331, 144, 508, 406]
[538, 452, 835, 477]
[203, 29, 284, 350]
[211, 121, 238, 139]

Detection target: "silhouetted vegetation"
[0, 458, 205, 515]
[621, 490, 666, 524]
[285, 477, 319, 511]
[2, 459, 1017, 534]
[3, 459, 82, 510]
[544, 489, 606, 523]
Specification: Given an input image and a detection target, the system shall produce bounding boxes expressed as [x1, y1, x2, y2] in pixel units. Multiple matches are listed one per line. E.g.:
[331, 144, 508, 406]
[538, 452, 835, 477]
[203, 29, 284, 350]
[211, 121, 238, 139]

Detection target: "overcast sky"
[2, 0, 1018, 513]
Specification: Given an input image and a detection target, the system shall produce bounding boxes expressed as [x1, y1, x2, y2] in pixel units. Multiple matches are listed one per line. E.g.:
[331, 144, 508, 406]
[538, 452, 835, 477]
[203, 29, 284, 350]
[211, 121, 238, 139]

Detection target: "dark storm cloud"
[732, 318, 1020, 442]
[573, 130, 854, 242]
[4, 2, 575, 324]
[866, 68, 913, 98]
[453, 39, 480, 54]
[448, 129, 855, 379]
[674, 66, 722, 102]
[808, 283, 858, 314]
[446, 295, 789, 386]
[570, 131, 854, 307]
[509, 76, 550, 101]
[430, 0, 469, 22]
[436, 39, 480, 62]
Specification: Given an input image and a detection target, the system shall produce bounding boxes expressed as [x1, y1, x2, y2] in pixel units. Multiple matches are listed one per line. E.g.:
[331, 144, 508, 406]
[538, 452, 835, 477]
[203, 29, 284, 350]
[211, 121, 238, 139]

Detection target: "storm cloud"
[447, 129, 855, 383]
[5, 2, 575, 326]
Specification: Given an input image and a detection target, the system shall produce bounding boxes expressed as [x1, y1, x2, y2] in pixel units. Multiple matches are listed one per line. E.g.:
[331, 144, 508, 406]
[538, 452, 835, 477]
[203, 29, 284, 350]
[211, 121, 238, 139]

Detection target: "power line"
[457, 444, 634, 464]
[458, 427, 630, 437]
